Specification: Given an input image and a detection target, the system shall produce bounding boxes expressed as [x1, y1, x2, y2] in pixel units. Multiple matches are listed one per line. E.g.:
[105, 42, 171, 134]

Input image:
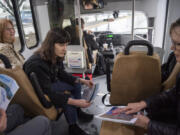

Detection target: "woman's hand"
[0, 108, 7, 132]
[113, 101, 147, 114]
[68, 98, 91, 108]
[80, 79, 94, 88]
[134, 114, 150, 129]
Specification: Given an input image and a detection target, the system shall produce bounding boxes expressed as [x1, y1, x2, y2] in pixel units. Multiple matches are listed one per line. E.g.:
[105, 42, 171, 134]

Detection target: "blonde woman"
[0, 19, 24, 68]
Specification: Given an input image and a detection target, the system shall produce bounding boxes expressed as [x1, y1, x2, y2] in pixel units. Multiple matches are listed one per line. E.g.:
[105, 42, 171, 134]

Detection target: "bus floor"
[51, 75, 111, 135]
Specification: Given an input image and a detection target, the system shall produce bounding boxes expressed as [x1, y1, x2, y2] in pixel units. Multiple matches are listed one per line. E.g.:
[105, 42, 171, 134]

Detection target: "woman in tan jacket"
[0, 19, 24, 68]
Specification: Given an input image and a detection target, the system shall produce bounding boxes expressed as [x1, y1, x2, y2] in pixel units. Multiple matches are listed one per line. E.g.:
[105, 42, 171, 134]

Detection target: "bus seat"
[74, 25, 91, 68]
[100, 121, 146, 135]
[0, 66, 58, 120]
[75, 25, 97, 69]
[100, 40, 161, 135]
[93, 50, 98, 65]
[162, 62, 180, 90]
[110, 40, 161, 105]
[75, 25, 80, 38]
[84, 39, 92, 69]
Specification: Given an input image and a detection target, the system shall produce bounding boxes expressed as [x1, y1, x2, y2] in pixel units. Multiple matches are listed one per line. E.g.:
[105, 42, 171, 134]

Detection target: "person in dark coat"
[113, 18, 180, 135]
[23, 28, 94, 135]
[75, 18, 98, 64]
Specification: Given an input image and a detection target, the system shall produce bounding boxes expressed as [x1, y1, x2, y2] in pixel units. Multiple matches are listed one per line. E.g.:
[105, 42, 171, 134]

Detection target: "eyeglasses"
[172, 44, 180, 53]
[171, 40, 180, 46]
[5, 27, 15, 31]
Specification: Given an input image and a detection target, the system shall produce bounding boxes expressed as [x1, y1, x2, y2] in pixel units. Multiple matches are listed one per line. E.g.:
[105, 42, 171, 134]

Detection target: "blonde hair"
[170, 18, 180, 35]
[0, 18, 14, 43]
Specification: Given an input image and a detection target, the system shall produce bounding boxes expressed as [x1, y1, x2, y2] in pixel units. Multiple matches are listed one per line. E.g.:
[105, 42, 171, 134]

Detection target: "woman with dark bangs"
[23, 28, 93, 135]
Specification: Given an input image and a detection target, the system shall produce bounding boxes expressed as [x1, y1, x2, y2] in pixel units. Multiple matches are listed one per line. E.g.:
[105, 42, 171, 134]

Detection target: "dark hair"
[64, 25, 80, 44]
[35, 28, 70, 63]
[170, 18, 180, 35]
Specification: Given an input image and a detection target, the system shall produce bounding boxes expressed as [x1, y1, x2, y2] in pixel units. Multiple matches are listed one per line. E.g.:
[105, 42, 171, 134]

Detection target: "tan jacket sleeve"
[0, 43, 24, 68]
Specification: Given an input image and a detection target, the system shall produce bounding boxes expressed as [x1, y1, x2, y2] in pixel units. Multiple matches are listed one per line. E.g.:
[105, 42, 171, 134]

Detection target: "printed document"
[0, 74, 19, 110]
[96, 106, 137, 125]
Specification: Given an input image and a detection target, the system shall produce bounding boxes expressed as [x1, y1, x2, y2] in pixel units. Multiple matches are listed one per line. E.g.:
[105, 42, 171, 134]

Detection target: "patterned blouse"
[0, 43, 24, 68]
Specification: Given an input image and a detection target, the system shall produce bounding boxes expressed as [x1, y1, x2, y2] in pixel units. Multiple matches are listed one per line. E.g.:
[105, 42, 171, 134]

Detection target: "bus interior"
[0, 0, 180, 134]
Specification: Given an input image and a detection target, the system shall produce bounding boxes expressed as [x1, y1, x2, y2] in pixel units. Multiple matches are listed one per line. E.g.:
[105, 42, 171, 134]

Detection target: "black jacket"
[161, 52, 177, 82]
[83, 31, 98, 51]
[144, 73, 180, 135]
[23, 54, 77, 108]
[83, 31, 99, 63]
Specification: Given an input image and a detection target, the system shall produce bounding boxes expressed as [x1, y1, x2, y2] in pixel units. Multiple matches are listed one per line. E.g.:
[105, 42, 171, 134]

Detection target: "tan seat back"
[83, 39, 92, 69]
[100, 121, 146, 135]
[162, 62, 180, 91]
[75, 25, 93, 69]
[0, 66, 58, 120]
[101, 40, 161, 135]
[110, 51, 161, 105]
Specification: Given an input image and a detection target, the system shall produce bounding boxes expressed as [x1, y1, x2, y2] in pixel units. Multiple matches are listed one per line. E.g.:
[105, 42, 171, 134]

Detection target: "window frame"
[11, 0, 39, 52]
[25, 0, 39, 49]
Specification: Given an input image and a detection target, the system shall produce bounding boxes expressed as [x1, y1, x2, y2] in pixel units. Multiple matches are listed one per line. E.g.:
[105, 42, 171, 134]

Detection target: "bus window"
[134, 12, 148, 34]
[81, 11, 148, 35]
[19, 0, 37, 49]
[134, 12, 149, 41]
[0, 1, 21, 51]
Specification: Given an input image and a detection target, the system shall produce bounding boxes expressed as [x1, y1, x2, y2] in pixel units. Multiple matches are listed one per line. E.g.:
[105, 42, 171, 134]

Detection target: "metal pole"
[132, 0, 135, 40]
[76, 0, 86, 77]
[11, 0, 26, 52]
[76, 0, 83, 47]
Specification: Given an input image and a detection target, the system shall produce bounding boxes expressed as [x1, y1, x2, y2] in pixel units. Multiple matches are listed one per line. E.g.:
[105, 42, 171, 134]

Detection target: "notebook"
[82, 83, 99, 102]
